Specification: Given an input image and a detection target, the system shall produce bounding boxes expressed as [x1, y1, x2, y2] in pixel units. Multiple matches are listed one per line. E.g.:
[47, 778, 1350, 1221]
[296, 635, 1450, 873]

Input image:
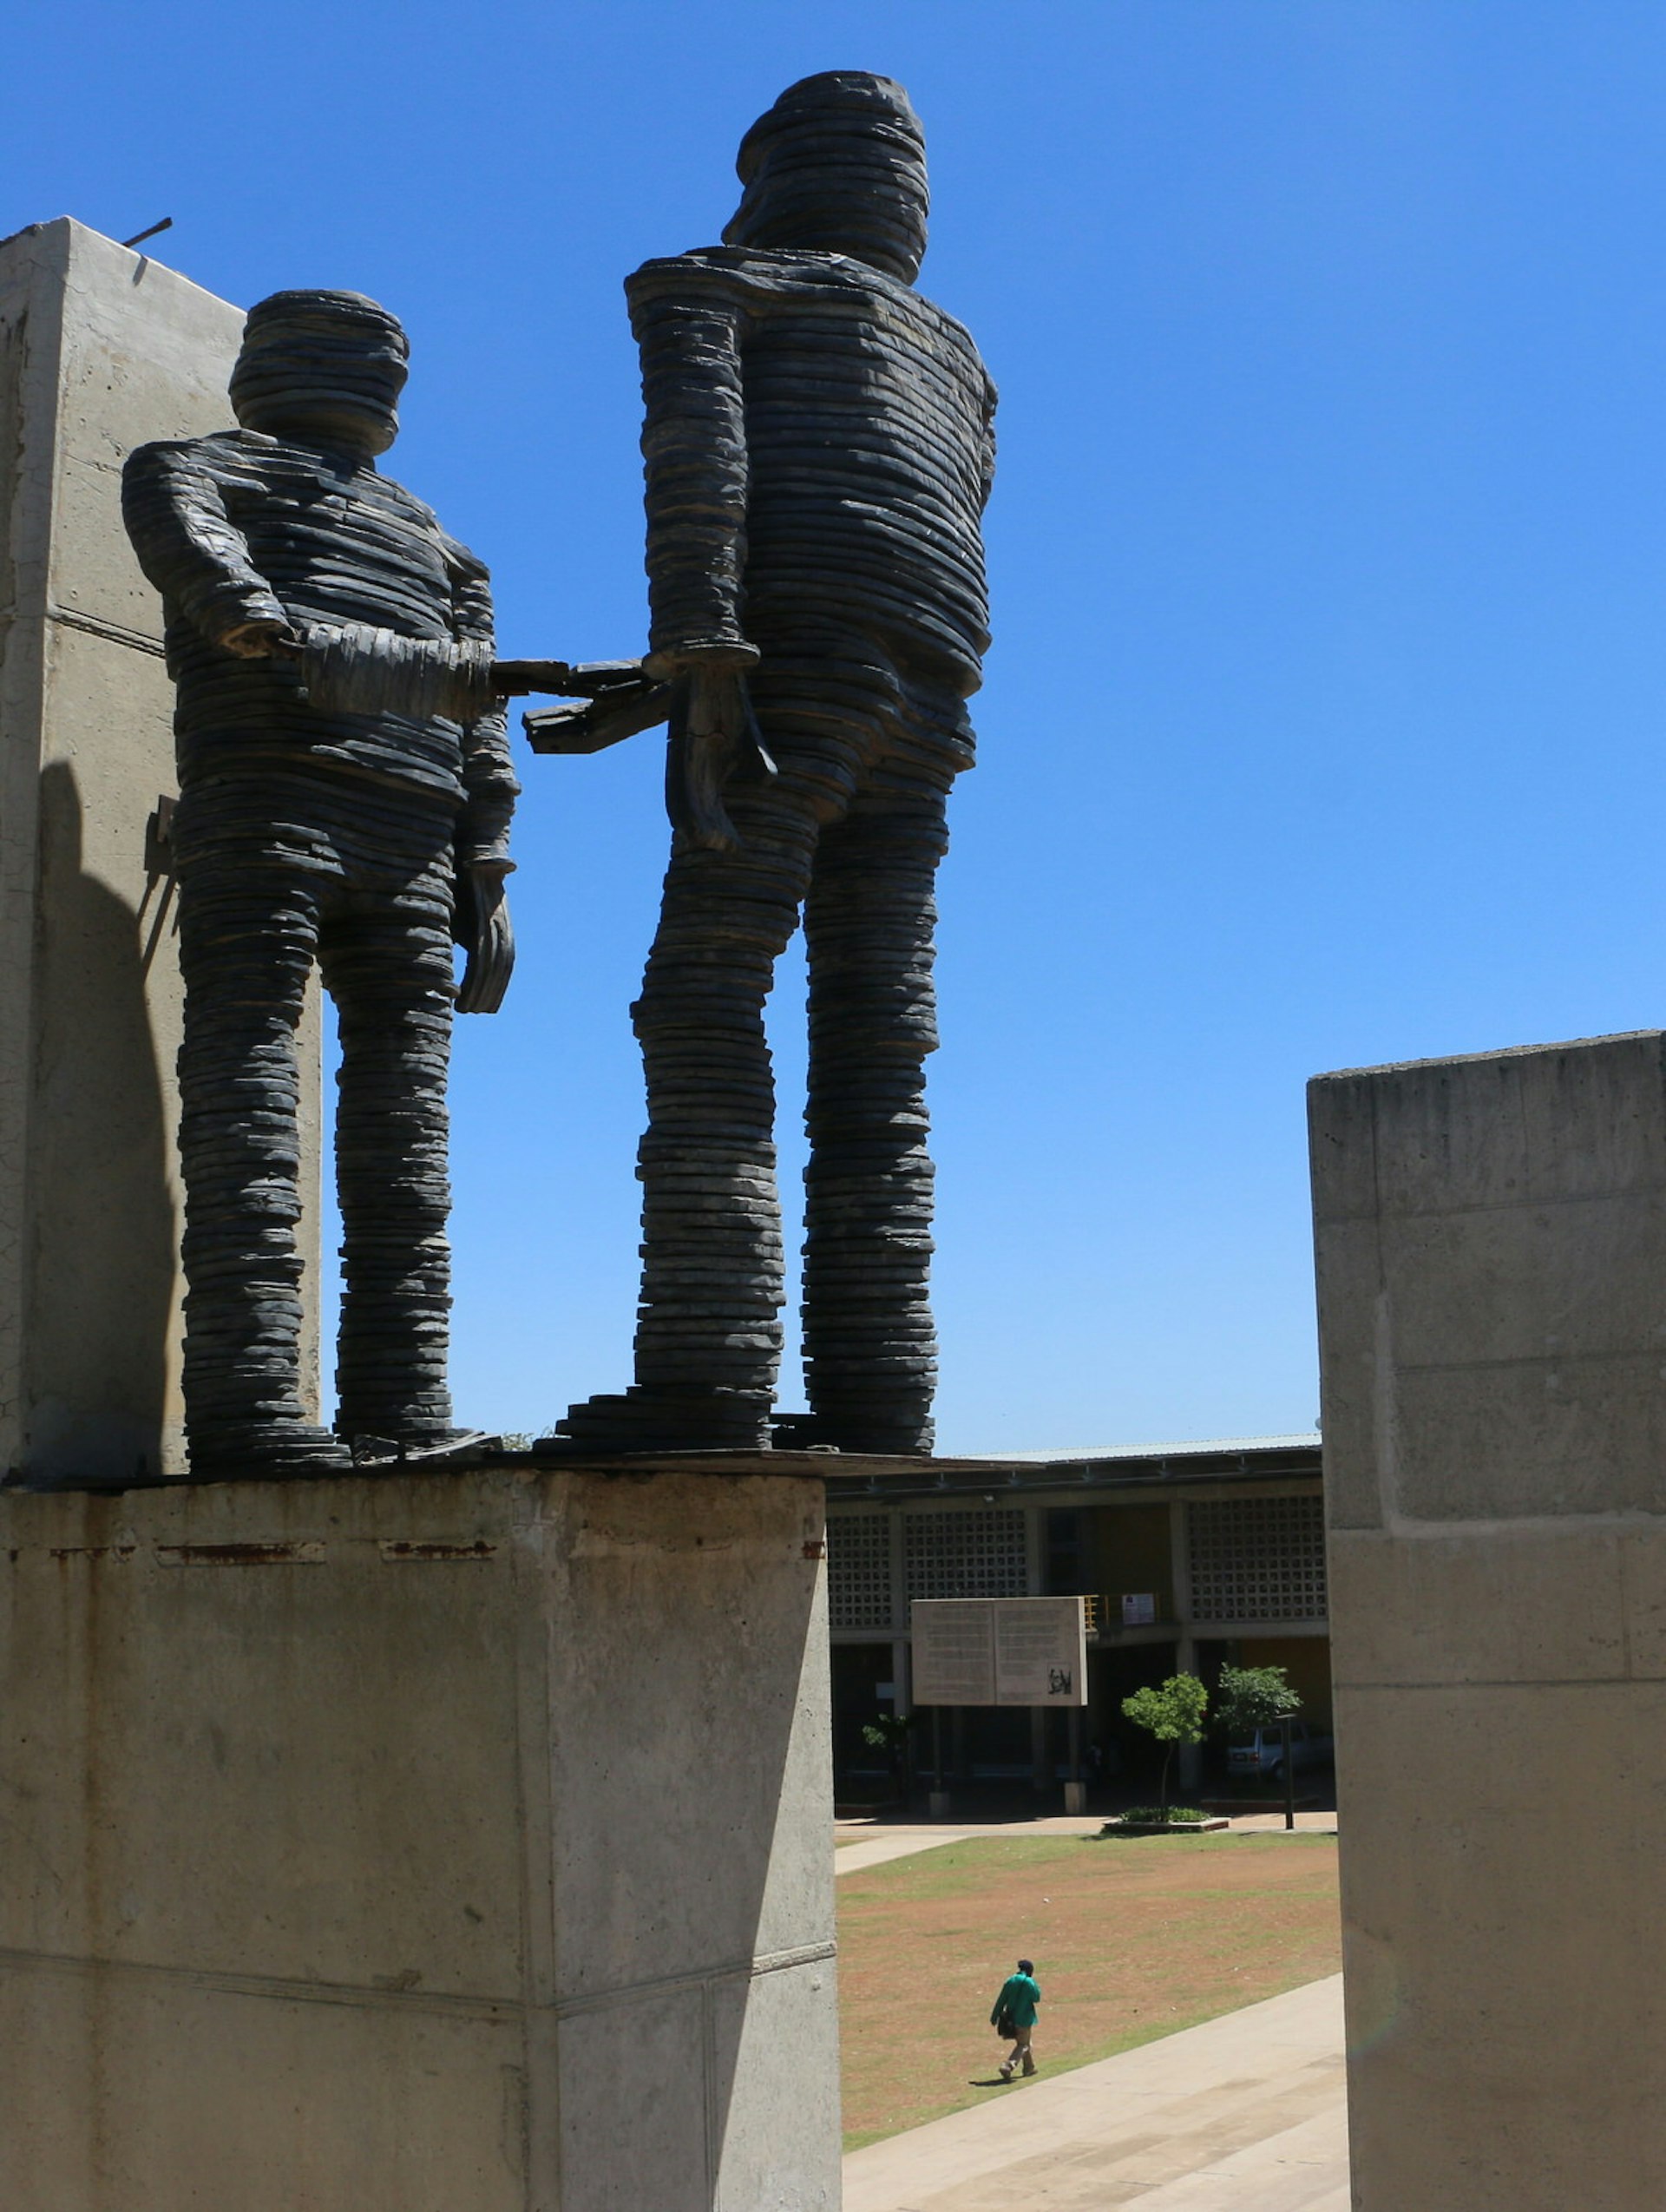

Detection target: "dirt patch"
[837, 1830, 1340, 2149]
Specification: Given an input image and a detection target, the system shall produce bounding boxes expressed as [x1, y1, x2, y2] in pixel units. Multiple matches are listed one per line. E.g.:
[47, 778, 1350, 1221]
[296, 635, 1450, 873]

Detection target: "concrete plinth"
[0, 1463, 840, 2209]
[0, 219, 321, 1485]
[1309, 1030, 1666, 2209]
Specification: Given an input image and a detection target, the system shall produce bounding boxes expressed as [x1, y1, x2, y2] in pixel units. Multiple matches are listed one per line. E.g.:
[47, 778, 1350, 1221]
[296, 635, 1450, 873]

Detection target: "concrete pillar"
[1310, 1030, 1666, 2209]
[893, 1632, 915, 1802]
[0, 218, 322, 1484]
[0, 1463, 840, 2210]
[887, 1502, 906, 1633]
[1168, 1494, 1191, 1626]
[1168, 1501, 1205, 1792]
[1174, 1626, 1204, 1792]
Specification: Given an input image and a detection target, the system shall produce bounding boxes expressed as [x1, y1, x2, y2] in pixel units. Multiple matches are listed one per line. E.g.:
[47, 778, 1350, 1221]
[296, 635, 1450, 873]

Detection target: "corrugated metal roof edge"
[824, 1435, 1324, 1506]
[993, 1434, 1320, 1464]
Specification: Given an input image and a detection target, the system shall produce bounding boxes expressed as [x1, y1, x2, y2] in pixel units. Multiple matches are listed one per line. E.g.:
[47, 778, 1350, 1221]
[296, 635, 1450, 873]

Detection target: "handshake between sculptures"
[239, 619, 758, 1009]
[259, 617, 773, 860]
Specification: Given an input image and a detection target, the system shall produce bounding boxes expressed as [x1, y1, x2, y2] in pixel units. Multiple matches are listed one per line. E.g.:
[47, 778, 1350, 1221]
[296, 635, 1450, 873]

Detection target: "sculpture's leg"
[322, 869, 457, 1447]
[561, 786, 820, 1451]
[175, 843, 348, 1474]
[801, 784, 950, 1454]
[634, 790, 823, 1441]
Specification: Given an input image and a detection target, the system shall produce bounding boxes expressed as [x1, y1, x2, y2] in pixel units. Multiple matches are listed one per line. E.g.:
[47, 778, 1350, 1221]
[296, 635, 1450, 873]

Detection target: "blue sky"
[14, 3, 1666, 1449]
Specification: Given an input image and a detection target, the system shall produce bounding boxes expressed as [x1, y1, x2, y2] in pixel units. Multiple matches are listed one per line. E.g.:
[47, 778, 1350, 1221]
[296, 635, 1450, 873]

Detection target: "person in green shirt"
[991, 1957, 1041, 2079]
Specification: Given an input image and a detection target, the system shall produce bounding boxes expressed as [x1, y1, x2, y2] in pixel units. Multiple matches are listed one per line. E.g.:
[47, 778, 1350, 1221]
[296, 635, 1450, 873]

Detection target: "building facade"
[826, 1436, 1328, 1794]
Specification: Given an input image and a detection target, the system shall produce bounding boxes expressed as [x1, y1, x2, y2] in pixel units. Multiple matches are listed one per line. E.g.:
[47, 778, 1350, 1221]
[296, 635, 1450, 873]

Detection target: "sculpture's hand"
[489, 660, 576, 697]
[455, 859, 515, 1015]
[523, 674, 676, 757]
[688, 667, 753, 748]
[219, 616, 301, 660]
[489, 658, 647, 700]
[672, 666, 777, 853]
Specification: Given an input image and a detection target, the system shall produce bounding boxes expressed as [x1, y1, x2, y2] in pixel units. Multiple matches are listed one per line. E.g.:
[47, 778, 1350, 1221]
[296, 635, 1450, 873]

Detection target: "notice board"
[911, 1597, 1087, 1707]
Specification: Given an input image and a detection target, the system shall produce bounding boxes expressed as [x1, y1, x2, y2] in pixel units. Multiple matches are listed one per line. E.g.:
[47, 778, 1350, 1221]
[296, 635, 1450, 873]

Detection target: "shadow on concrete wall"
[26, 759, 174, 1482]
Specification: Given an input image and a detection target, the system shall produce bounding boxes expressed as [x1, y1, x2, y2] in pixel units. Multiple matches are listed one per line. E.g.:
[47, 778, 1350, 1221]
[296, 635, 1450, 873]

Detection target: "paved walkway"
[841, 1974, 1348, 2212]
[834, 1811, 1336, 1878]
[835, 1816, 1100, 1875]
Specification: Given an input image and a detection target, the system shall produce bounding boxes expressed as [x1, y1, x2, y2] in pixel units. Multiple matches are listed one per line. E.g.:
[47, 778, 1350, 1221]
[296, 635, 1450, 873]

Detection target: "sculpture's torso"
[628, 248, 995, 692]
[132, 428, 486, 805]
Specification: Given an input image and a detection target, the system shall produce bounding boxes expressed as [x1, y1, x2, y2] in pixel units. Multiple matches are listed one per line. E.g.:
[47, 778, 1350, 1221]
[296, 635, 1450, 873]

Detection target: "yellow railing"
[1083, 1594, 1171, 1635]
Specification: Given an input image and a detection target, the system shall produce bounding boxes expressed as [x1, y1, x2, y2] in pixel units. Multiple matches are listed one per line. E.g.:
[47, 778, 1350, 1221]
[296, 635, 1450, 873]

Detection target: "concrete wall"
[0, 1463, 841, 2210]
[1091, 1500, 1174, 1616]
[0, 219, 321, 1484]
[1310, 1029, 1666, 2209]
[1236, 1635, 1332, 1728]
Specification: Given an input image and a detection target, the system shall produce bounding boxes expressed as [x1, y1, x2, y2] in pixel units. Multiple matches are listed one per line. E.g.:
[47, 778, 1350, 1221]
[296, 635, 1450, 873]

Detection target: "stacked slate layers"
[561, 73, 995, 1455]
[123, 291, 517, 1474]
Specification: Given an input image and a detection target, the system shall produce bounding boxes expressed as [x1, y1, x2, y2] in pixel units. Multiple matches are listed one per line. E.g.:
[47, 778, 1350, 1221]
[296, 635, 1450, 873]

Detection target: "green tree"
[1120, 1673, 1209, 1815]
[1214, 1664, 1302, 1741]
[860, 1711, 915, 1798]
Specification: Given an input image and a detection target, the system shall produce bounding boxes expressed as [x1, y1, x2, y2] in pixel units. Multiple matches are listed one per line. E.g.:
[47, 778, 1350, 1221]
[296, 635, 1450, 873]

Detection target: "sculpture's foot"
[187, 1422, 354, 1479]
[552, 1388, 772, 1454]
[774, 1408, 936, 1457]
[349, 1428, 499, 1467]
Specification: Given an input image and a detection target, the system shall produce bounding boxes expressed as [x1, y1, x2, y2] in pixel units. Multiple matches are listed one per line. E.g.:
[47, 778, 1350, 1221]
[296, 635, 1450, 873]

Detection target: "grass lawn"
[836, 1831, 1340, 2150]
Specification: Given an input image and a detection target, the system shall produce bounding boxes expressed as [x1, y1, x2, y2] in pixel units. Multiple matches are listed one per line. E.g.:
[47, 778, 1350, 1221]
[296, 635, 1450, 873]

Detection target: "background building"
[827, 1436, 1328, 1795]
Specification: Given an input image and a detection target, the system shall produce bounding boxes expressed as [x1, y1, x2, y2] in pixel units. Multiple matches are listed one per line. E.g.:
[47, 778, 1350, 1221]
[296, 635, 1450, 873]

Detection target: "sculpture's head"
[724, 71, 929, 285]
[230, 290, 410, 457]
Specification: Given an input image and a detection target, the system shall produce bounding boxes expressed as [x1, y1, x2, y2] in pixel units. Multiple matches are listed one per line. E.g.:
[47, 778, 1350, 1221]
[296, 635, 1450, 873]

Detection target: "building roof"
[995, 1434, 1320, 1463]
[824, 1432, 1323, 1506]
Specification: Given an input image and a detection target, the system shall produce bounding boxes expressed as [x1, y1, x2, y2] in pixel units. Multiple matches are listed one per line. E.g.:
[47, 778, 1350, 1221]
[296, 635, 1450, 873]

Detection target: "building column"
[0, 219, 322, 1484]
[1311, 1029, 1666, 2204]
[1171, 1499, 1203, 1790]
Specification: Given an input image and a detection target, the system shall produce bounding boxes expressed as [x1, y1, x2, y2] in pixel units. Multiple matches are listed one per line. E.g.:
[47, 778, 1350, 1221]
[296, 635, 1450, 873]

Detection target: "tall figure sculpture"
[563, 72, 996, 1454]
[123, 290, 523, 1475]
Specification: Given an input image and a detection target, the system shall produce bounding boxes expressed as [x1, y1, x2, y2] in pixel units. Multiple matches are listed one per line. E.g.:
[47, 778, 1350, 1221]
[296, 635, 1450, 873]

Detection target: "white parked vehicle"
[1226, 1720, 1335, 1779]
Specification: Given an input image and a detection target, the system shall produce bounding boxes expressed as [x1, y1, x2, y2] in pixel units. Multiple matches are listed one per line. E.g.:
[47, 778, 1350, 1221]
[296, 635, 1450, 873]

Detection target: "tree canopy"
[1214, 1664, 1302, 1738]
[1121, 1673, 1209, 1814]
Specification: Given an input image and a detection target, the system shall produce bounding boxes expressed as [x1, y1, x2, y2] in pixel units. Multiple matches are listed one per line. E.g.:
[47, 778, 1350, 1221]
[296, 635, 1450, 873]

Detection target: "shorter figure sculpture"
[124, 290, 599, 1475]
